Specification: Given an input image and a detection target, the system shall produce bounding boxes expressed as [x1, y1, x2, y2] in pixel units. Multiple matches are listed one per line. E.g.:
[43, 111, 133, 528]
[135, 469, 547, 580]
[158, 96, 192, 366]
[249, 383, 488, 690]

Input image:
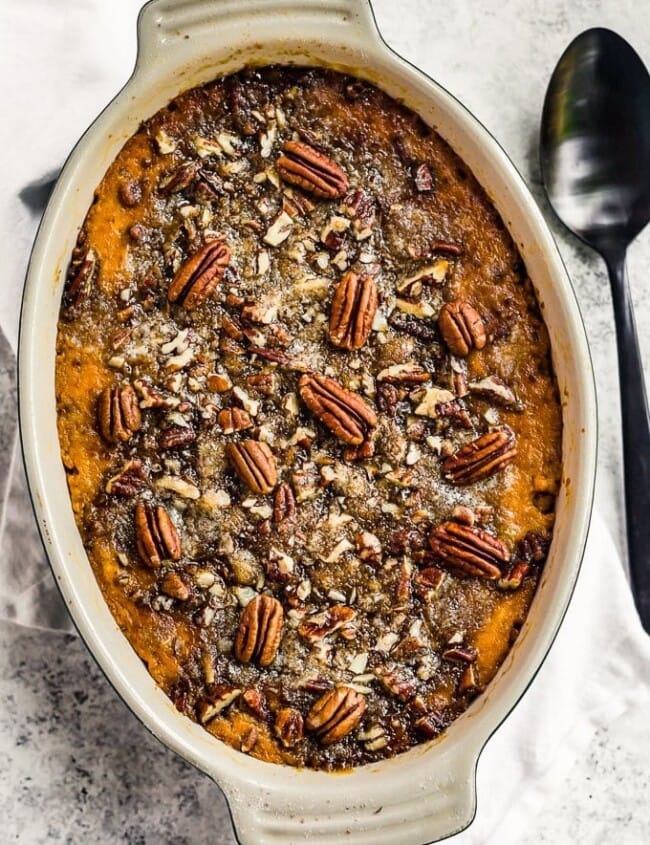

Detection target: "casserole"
[19, 0, 597, 842]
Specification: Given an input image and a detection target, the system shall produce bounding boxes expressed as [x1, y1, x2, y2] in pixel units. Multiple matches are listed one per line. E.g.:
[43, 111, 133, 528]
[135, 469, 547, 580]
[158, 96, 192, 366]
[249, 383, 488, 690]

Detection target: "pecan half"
[168, 237, 231, 308]
[233, 594, 284, 667]
[105, 458, 147, 496]
[438, 300, 486, 357]
[218, 407, 253, 434]
[441, 427, 517, 485]
[226, 440, 278, 494]
[274, 708, 304, 748]
[306, 686, 366, 746]
[159, 161, 199, 194]
[428, 521, 508, 579]
[277, 141, 349, 199]
[298, 374, 377, 445]
[134, 501, 181, 568]
[63, 247, 97, 316]
[273, 482, 296, 524]
[97, 384, 142, 444]
[328, 272, 378, 350]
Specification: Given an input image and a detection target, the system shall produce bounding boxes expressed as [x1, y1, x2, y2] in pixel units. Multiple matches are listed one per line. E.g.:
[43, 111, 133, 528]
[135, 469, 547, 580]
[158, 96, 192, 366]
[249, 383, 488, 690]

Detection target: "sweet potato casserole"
[56, 67, 562, 770]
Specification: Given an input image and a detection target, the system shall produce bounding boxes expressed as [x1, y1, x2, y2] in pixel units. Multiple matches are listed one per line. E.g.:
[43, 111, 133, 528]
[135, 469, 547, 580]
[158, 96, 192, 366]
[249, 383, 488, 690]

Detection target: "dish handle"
[214, 739, 480, 845]
[136, 0, 382, 66]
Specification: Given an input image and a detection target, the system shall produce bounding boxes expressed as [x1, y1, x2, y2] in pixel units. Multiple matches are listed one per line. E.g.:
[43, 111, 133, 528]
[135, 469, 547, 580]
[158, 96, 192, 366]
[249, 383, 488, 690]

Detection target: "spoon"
[541, 27, 650, 633]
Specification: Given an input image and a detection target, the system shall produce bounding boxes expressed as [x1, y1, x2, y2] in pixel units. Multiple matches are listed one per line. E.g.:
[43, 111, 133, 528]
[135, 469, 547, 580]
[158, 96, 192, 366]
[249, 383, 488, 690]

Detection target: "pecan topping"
[159, 424, 196, 450]
[218, 407, 253, 434]
[160, 571, 191, 601]
[159, 160, 199, 194]
[298, 605, 357, 643]
[226, 440, 278, 494]
[306, 686, 366, 746]
[134, 501, 181, 568]
[168, 237, 231, 308]
[277, 141, 349, 199]
[414, 162, 434, 192]
[441, 427, 517, 485]
[414, 711, 447, 739]
[273, 482, 296, 525]
[63, 247, 97, 316]
[97, 384, 142, 444]
[242, 688, 268, 720]
[375, 666, 417, 702]
[196, 685, 242, 724]
[428, 521, 508, 579]
[274, 708, 304, 748]
[298, 374, 377, 446]
[438, 300, 486, 357]
[233, 594, 284, 667]
[105, 458, 147, 496]
[328, 272, 378, 350]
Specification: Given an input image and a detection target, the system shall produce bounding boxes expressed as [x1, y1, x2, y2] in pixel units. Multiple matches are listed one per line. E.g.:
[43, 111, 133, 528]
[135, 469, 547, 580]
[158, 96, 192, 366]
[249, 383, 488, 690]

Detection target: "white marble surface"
[2, 0, 650, 843]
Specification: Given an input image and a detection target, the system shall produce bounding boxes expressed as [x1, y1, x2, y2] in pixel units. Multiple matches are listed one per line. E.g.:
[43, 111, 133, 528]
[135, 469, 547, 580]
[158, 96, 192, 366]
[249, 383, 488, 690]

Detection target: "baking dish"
[19, 0, 597, 842]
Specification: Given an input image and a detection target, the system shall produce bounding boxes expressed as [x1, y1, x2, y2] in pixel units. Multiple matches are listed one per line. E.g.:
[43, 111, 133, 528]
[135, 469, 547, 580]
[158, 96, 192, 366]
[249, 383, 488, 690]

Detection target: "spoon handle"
[606, 251, 650, 633]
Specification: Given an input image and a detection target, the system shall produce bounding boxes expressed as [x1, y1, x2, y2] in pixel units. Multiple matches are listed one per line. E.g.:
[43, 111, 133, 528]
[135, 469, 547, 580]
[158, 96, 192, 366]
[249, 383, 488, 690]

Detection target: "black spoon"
[541, 27, 650, 633]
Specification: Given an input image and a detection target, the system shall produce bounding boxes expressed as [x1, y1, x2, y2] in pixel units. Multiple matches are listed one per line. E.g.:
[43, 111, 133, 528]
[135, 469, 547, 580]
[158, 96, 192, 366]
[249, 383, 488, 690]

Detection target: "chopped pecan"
[241, 726, 258, 753]
[105, 458, 147, 496]
[435, 399, 472, 429]
[274, 708, 304, 748]
[168, 237, 231, 308]
[377, 362, 430, 385]
[387, 311, 440, 343]
[342, 440, 375, 462]
[458, 664, 481, 696]
[233, 594, 284, 667]
[518, 531, 550, 564]
[428, 521, 508, 579]
[63, 247, 97, 316]
[414, 711, 447, 739]
[118, 179, 142, 207]
[298, 373, 377, 446]
[376, 383, 399, 417]
[273, 482, 296, 525]
[242, 688, 268, 720]
[328, 272, 378, 350]
[497, 560, 530, 590]
[218, 407, 253, 434]
[97, 384, 142, 444]
[134, 501, 181, 568]
[414, 162, 434, 192]
[468, 375, 520, 408]
[160, 571, 191, 601]
[277, 141, 349, 199]
[159, 424, 196, 450]
[375, 666, 417, 701]
[159, 160, 199, 194]
[298, 605, 357, 643]
[414, 566, 447, 599]
[438, 300, 486, 357]
[196, 685, 242, 724]
[389, 529, 428, 555]
[226, 440, 278, 494]
[441, 427, 517, 485]
[355, 531, 382, 564]
[246, 372, 276, 395]
[442, 645, 477, 663]
[305, 686, 366, 746]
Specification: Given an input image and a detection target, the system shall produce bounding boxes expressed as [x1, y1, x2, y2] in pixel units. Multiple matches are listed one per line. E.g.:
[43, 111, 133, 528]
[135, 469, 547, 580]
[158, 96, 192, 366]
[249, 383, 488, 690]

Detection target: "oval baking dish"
[19, 1, 597, 842]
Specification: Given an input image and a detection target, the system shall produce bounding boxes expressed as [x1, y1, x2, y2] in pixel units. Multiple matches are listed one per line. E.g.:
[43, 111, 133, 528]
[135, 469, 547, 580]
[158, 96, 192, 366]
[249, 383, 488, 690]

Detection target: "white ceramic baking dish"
[19, 1, 597, 842]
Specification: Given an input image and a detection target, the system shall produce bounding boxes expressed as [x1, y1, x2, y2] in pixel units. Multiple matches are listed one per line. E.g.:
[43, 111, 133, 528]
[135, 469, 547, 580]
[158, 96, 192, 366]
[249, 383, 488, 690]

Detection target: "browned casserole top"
[56, 66, 562, 770]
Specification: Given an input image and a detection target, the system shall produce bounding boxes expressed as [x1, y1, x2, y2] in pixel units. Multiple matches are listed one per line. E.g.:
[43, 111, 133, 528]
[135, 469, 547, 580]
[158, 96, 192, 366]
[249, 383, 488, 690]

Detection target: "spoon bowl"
[541, 27, 650, 633]
[541, 27, 650, 251]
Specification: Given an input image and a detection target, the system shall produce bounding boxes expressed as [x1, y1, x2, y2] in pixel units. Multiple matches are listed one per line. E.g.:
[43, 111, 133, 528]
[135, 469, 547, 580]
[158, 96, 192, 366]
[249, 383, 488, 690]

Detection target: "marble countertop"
[2, 0, 650, 842]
